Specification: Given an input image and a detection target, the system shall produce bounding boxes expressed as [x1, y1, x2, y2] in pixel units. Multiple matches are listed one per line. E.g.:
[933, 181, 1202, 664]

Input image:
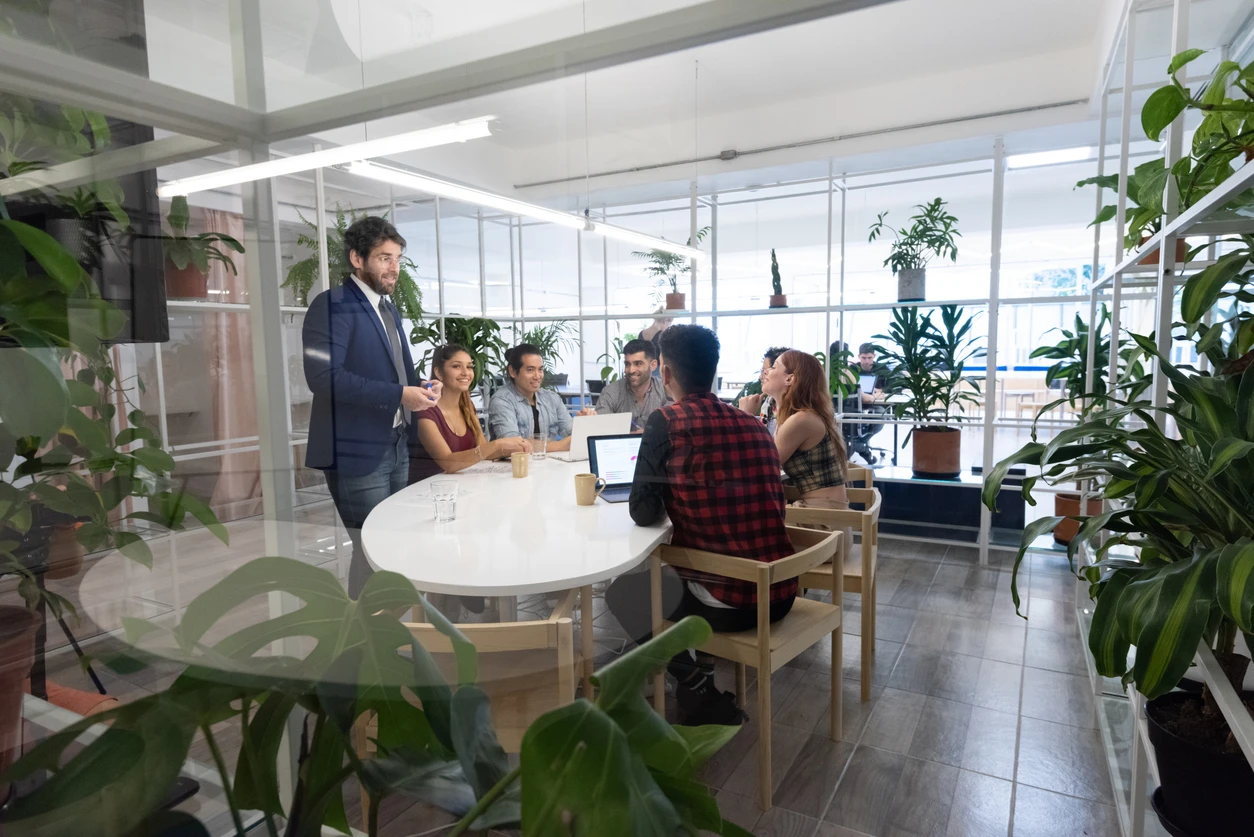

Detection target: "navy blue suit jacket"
[303, 279, 418, 477]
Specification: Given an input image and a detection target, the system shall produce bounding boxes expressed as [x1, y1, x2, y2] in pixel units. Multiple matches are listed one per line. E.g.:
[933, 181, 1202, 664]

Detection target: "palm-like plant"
[873, 305, 983, 440]
[520, 321, 578, 368]
[867, 198, 960, 273]
[283, 205, 423, 320]
[1030, 304, 1152, 407]
[410, 316, 510, 394]
[633, 226, 710, 301]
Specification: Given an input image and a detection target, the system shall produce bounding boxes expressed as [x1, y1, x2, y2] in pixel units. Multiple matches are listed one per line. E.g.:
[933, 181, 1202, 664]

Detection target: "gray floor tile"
[1027, 569, 1078, 603]
[908, 696, 974, 767]
[861, 688, 927, 754]
[930, 651, 984, 703]
[773, 735, 857, 819]
[961, 706, 1019, 780]
[1024, 627, 1088, 676]
[1011, 784, 1120, 837]
[888, 579, 931, 610]
[945, 770, 1012, 837]
[1022, 596, 1076, 634]
[882, 757, 959, 836]
[887, 644, 942, 696]
[841, 633, 903, 686]
[813, 681, 883, 743]
[1015, 716, 1112, 803]
[776, 670, 838, 733]
[722, 723, 811, 800]
[982, 620, 1027, 665]
[971, 658, 1023, 715]
[754, 807, 822, 837]
[844, 602, 917, 644]
[713, 789, 761, 833]
[823, 745, 907, 835]
[1019, 667, 1096, 729]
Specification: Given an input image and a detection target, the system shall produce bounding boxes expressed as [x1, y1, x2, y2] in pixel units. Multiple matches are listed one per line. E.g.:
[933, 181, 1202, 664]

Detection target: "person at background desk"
[851, 342, 888, 405]
[410, 343, 531, 484]
[639, 313, 673, 378]
[487, 343, 573, 451]
[576, 338, 670, 432]
[605, 324, 797, 726]
[736, 346, 791, 434]
[303, 216, 441, 596]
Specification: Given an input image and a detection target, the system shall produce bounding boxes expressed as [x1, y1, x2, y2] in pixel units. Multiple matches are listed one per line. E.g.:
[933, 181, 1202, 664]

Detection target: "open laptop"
[552, 412, 631, 462]
[587, 434, 644, 503]
[859, 373, 878, 395]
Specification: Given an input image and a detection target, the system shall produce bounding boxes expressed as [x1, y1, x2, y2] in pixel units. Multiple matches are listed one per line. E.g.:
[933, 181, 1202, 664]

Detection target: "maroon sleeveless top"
[408, 405, 480, 485]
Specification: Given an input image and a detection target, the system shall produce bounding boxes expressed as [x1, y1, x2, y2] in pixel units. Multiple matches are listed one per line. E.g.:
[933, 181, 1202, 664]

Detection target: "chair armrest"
[769, 527, 840, 582]
[847, 488, 882, 522]
[656, 544, 761, 582]
[786, 505, 861, 529]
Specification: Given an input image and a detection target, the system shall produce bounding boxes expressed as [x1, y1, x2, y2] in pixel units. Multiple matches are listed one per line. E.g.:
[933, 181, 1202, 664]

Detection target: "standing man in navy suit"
[303, 216, 441, 595]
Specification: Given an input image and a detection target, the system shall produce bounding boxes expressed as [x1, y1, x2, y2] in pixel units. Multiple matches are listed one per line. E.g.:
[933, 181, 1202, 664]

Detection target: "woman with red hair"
[758, 349, 850, 509]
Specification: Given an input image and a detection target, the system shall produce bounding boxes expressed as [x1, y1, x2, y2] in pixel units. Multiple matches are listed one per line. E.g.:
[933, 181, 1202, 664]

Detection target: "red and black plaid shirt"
[630, 391, 796, 607]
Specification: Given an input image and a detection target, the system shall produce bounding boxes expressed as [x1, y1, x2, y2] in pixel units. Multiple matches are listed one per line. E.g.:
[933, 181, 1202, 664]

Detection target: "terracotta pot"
[768, 294, 788, 308]
[911, 426, 960, 478]
[1052, 492, 1103, 544]
[1138, 237, 1190, 267]
[165, 260, 209, 299]
[44, 524, 85, 581]
[0, 607, 38, 804]
[664, 292, 686, 311]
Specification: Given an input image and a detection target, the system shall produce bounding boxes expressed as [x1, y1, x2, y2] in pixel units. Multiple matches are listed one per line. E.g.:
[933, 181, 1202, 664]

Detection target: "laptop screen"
[589, 435, 643, 486]
[859, 373, 877, 394]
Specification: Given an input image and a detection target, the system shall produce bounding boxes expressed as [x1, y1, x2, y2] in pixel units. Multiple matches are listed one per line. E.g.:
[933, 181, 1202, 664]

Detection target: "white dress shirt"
[350, 274, 404, 427]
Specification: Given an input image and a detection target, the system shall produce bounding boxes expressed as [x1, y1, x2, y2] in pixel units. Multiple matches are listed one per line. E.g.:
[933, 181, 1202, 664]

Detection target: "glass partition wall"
[133, 138, 1124, 561]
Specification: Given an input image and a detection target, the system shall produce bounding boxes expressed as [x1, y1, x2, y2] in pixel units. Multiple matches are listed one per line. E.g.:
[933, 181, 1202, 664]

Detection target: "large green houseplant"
[520, 321, 578, 387]
[866, 198, 960, 302]
[633, 226, 709, 311]
[410, 316, 509, 397]
[981, 254, 1254, 835]
[873, 304, 982, 478]
[282, 206, 423, 320]
[0, 556, 751, 837]
[161, 196, 245, 300]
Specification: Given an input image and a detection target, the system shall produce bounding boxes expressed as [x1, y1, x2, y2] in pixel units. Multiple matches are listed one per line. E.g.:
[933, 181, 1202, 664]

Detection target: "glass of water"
[431, 480, 458, 523]
[531, 432, 548, 461]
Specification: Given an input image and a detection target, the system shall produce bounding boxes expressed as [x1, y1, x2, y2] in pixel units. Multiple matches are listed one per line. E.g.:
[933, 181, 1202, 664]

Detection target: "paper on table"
[461, 460, 513, 475]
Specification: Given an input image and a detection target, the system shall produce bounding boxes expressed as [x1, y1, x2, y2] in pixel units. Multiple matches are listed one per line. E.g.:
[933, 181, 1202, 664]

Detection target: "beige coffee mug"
[574, 473, 607, 505]
[511, 451, 529, 478]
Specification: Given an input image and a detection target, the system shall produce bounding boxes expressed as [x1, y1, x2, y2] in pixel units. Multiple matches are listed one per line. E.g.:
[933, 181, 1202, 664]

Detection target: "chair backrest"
[847, 464, 873, 488]
[785, 488, 882, 581]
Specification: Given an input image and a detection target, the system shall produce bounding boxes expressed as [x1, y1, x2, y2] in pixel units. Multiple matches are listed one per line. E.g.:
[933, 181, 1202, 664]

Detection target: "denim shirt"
[487, 382, 573, 441]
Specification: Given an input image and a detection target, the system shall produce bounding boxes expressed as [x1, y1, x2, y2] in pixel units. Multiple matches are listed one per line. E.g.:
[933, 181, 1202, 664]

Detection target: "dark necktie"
[379, 299, 411, 425]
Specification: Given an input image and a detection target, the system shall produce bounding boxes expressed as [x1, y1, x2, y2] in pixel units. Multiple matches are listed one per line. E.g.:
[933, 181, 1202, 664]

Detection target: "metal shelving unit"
[1080, 1, 1254, 835]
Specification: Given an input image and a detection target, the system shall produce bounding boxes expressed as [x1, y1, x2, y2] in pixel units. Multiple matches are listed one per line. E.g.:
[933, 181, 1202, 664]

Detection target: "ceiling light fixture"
[347, 160, 705, 260]
[1006, 147, 1094, 169]
[156, 116, 494, 197]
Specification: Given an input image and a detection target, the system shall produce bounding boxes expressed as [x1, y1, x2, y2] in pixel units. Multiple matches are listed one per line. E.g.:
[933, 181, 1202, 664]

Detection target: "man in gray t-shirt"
[578, 338, 672, 432]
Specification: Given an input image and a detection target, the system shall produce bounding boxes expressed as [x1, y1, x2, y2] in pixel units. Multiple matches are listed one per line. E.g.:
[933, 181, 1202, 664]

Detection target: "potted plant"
[282, 205, 424, 319]
[982, 253, 1254, 836]
[1075, 160, 1192, 265]
[768, 248, 787, 308]
[867, 198, 960, 302]
[814, 343, 860, 401]
[0, 219, 228, 789]
[160, 196, 245, 299]
[0, 556, 754, 837]
[1028, 304, 1151, 543]
[874, 305, 982, 477]
[633, 226, 709, 311]
[594, 332, 638, 392]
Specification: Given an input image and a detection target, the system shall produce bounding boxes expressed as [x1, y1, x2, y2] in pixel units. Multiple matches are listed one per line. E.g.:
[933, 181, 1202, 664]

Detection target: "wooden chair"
[649, 527, 842, 810]
[846, 464, 873, 488]
[790, 487, 882, 702]
[353, 590, 579, 822]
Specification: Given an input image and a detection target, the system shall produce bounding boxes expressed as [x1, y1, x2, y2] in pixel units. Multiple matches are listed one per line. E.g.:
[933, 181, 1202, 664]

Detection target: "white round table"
[362, 456, 672, 692]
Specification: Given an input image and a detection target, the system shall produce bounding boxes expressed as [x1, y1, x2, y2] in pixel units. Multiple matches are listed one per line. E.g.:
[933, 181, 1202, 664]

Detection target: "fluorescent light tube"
[589, 221, 705, 260]
[157, 117, 494, 197]
[1006, 147, 1093, 169]
[348, 160, 587, 230]
[346, 161, 706, 260]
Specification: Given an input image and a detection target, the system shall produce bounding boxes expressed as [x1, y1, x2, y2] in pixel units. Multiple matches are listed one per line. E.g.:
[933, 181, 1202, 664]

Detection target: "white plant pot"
[897, 268, 926, 302]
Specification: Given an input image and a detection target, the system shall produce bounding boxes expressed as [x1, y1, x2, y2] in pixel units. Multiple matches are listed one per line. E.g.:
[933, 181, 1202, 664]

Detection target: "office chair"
[839, 395, 889, 466]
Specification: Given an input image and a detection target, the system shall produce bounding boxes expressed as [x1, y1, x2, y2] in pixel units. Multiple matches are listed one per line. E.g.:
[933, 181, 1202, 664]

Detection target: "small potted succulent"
[162, 196, 244, 299]
[768, 248, 787, 308]
[867, 198, 960, 302]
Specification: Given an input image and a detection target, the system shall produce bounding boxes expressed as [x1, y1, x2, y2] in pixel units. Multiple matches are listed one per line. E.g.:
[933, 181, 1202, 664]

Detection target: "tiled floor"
[31, 510, 1120, 837]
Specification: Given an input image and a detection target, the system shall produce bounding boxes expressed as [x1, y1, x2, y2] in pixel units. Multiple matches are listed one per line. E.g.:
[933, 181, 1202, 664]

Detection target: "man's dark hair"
[764, 346, 791, 364]
[622, 338, 657, 361]
[507, 343, 543, 373]
[659, 324, 719, 394]
[858, 342, 876, 356]
[343, 216, 406, 266]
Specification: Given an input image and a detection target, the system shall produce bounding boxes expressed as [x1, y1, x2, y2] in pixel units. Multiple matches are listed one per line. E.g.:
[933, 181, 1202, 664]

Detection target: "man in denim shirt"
[487, 344, 573, 450]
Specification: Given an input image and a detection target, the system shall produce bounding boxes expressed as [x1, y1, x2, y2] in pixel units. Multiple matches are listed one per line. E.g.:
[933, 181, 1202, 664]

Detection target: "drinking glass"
[431, 480, 458, 522]
[531, 433, 548, 461]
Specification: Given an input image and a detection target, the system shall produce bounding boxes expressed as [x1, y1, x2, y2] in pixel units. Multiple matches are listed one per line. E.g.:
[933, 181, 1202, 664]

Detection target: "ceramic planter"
[911, 425, 960, 478]
[1052, 492, 1103, 544]
[165, 260, 209, 299]
[665, 292, 686, 311]
[897, 268, 926, 302]
[769, 294, 788, 308]
[1137, 237, 1190, 267]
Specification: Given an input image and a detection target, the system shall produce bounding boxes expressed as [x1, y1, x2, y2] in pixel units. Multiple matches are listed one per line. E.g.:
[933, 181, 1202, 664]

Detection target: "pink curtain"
[200, 209, 263, 520]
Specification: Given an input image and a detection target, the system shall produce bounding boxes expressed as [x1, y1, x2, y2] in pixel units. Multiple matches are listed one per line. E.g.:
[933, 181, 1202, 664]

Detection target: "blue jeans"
[325, 425, 409, 597]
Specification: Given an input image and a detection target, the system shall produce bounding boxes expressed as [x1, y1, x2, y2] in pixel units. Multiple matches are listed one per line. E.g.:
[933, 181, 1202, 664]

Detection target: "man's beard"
[359, 266, 396, 294]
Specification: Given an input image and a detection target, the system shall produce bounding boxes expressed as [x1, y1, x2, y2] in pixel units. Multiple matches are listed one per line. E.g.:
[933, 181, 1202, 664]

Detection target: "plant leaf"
[1216, 539, 1254, 634]
[1089, 569, 1134, 679]
[0, 347, 69, 442]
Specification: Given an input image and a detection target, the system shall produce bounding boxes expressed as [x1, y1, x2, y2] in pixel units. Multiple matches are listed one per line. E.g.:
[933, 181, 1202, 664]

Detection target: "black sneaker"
[676, 673, 749, 726]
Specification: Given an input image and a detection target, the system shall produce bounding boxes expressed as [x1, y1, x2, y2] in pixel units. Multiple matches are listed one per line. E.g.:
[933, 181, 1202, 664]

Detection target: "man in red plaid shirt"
[605, 324, 796, 725]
